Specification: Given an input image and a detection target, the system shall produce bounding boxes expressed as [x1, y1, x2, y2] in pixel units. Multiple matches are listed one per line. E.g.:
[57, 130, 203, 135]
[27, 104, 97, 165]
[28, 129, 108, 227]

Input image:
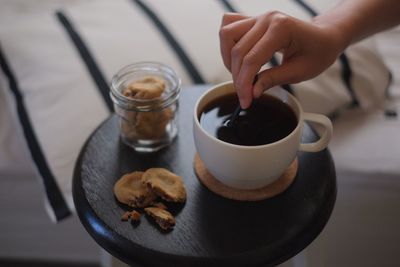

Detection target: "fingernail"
[239, 97, 250, 109]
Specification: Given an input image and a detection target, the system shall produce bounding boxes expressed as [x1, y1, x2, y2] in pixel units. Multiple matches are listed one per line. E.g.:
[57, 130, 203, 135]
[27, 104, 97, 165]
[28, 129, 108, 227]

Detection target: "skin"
[219, 0, 400, 109]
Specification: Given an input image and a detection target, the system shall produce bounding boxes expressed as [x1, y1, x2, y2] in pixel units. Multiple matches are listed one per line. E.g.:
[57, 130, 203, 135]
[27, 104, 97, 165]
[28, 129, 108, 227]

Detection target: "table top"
[73, 85, 336, 267]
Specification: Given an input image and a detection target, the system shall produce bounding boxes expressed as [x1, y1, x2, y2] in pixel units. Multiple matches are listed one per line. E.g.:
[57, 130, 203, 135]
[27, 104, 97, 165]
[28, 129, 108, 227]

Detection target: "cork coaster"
[194, 154, 298, 201]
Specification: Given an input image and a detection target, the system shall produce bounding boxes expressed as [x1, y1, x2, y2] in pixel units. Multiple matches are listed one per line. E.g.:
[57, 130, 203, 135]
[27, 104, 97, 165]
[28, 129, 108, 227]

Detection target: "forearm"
[314, 0, 400, 48]
[219, 1, 400, 108]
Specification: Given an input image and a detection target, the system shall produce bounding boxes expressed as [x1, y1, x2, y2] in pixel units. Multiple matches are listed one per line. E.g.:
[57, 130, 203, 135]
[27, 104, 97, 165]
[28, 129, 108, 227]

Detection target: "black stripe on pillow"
[56, 11, 114, 112]
[0, 45, 72, 222]
[218, 0, 236, 12]
[131, 0, 205, 84]
[292, 0, 317, 16]
[217, 0, 294, 94]
[292, 0, 359, 107]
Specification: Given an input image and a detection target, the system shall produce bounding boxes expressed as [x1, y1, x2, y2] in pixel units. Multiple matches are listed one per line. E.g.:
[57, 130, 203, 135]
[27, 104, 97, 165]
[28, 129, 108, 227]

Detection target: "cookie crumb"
[121, 211, 132, 221]
[131, 210, 141, 221]
[121, 210, 142, 222]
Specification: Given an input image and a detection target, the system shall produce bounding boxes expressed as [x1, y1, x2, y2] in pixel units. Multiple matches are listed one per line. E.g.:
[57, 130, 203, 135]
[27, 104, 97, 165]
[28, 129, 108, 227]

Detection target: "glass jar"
[110, 62, 181, 152]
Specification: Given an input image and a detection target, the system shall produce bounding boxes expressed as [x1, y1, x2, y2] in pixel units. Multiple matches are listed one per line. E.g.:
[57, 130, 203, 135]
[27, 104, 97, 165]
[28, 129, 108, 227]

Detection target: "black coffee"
[199, 93, 297, 146]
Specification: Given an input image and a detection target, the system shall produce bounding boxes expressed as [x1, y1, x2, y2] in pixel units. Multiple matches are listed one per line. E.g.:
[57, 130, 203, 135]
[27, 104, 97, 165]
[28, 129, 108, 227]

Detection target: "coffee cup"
[193, 81, 333, 190]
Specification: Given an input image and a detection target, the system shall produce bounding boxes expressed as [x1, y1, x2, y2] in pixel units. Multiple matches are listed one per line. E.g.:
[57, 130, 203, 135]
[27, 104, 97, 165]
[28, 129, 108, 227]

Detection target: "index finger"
[220, 12, 249, 27]
[219, 14, 254, 71]
[236, 26, 291, 108]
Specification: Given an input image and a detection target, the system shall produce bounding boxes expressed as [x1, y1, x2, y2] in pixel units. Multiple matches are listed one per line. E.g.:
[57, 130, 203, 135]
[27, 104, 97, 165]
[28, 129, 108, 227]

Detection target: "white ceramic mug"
[193, 81, 333, 190]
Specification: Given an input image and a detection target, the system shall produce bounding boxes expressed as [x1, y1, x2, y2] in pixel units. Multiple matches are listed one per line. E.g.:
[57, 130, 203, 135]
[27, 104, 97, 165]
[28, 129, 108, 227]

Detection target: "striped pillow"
[0, 0, 391, 221]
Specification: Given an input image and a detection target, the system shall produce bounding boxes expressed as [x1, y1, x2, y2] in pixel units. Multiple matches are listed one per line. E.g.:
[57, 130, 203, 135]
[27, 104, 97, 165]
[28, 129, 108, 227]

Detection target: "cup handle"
[299, 113, 333, 152]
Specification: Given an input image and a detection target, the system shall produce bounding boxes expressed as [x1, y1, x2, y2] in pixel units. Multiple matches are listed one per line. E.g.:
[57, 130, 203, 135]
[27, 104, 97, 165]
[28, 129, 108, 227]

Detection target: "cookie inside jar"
[110, 62, 181, 152]
[120, 75, 175, 140]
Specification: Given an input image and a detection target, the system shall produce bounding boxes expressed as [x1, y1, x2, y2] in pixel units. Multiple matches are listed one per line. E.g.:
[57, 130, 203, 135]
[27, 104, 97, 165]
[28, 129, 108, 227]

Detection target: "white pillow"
[0, 0, 391, 221]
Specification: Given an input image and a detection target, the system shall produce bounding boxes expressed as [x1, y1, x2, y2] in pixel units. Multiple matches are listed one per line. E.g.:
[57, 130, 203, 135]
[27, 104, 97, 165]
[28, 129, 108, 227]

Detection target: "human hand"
[219, 11, 347, 109]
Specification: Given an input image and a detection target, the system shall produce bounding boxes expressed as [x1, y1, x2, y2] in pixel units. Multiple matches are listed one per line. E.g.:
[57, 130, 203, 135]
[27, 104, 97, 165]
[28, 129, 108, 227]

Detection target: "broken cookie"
[142, 168, 186, 203]
[144, 207, 176, 230]
[121, 211, 131, 221]
[114, 171, 157, 208]
[115, 168, 186, 231]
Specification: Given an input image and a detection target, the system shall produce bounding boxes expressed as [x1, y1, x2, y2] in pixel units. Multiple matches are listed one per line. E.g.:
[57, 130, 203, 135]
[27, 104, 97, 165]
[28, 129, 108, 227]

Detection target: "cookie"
[144, 207, 175, 230]
[134, 108, 174, 139]
[123, 76, 165, 100]
[120, 108, 173, 140]
[114, 171, 157, 208]
[119, 75, 174, 140]
[142, 168, 186, 203]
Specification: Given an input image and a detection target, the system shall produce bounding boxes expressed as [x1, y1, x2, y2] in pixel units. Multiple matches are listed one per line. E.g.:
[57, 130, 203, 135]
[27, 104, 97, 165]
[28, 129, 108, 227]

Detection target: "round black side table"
[73, 85, 336, 267]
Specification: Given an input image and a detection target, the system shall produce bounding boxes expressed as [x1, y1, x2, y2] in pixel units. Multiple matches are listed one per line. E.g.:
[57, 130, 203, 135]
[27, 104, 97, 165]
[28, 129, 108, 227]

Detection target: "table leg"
[100, 248, 129, 267]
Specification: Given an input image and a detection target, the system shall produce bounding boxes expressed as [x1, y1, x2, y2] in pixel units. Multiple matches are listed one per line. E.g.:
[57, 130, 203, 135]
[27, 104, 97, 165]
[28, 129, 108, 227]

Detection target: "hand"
[219, 11, 346, 108]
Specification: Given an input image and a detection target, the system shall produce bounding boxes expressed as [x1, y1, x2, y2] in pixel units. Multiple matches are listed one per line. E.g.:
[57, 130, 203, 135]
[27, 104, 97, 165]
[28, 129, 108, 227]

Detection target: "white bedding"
[1, 0, 400, 266]
[330, 27, 400, 174]
[307, 26, 400, 267]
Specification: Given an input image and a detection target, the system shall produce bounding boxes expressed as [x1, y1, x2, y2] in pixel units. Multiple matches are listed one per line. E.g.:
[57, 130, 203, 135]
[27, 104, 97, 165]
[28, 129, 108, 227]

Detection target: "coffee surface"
[199, 93, 297, 146]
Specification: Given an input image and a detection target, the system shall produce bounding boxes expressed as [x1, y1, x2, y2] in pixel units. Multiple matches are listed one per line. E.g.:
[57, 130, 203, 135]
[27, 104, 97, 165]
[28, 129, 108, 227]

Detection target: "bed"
[1, 1, 399, 266]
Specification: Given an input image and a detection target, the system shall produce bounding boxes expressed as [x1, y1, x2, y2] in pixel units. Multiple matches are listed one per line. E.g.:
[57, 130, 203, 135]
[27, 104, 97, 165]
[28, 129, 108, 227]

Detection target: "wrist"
[312, 14, 353, 53]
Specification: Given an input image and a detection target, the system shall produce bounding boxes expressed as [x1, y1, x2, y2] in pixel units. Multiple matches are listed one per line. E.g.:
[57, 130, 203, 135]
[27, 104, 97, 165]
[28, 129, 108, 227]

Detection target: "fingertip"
[252, 82, 265, 98]
[252, 72, 275, 98]
[253, 88, 262, 98]
[237, 85, 252, 109]
[239, 97, 251, 109]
